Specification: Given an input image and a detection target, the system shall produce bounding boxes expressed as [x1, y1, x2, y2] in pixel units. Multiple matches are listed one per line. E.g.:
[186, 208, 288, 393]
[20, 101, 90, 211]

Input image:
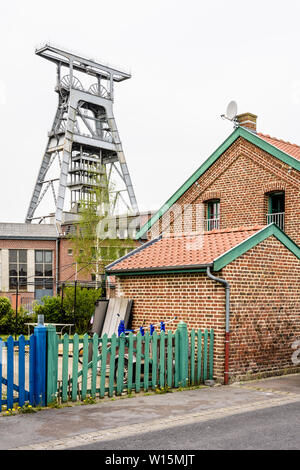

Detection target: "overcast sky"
[1, 0, 300, 222]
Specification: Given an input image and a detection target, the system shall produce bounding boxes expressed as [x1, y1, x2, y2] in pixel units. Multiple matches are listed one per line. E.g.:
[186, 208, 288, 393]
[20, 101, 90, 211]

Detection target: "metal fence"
[267, 212, 285, 231]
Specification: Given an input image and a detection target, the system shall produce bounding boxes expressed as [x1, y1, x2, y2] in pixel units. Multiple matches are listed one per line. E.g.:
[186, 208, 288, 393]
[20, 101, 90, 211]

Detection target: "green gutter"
[213, 223, 300, 271]
[109, 267, 208, 276]
[136, 127, 300, 239]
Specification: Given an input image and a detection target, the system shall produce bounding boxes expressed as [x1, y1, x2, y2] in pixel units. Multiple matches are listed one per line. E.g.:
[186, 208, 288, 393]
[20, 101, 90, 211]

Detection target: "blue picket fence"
[0, 326, 46, 412]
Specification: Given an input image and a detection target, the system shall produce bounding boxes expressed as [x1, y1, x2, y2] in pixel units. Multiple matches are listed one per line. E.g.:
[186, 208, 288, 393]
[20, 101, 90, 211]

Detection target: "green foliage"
[0, 297, 13, 318]
[32, 287, 102, 334]
[69, 169, 136, 279]
[0, 297, 33, 335]
[33, 296, 62, 323]
[62, 287, 101, 333]
[17, 404, 37, 414]
[82, 395, 97, 405]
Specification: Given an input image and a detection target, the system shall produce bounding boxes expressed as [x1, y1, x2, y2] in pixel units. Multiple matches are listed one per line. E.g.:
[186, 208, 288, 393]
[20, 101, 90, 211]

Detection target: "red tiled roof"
[258, 132, 300, 161]
[107, 226, 264, 272]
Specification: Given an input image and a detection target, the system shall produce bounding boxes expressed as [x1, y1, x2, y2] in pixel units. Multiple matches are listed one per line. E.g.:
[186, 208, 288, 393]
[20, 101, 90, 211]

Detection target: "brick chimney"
[236, 112, 257, 132]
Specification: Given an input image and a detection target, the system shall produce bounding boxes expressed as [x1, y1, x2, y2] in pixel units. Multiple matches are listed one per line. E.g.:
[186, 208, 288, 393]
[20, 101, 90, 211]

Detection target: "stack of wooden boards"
[91, 298, 133, 338]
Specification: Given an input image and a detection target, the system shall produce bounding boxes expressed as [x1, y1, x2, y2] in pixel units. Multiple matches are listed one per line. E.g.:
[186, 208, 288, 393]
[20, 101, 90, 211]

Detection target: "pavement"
[1, 373, 300, 450]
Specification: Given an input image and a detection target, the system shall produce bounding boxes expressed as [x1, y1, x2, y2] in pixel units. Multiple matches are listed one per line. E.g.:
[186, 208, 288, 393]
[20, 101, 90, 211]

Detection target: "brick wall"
[148, 137, 300, 245]
[59, 238, 142, 286]
[115, 271, 226, 379]
[115, 236, 300, 382]
[0, 239, 56, 250]
[223, 236, 300, 381]
[58, 238, 91, 284]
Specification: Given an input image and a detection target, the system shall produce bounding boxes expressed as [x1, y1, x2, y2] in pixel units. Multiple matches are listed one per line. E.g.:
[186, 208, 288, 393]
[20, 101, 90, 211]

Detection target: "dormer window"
[267, 191, 285, 230]
[205, 200, 220, 231]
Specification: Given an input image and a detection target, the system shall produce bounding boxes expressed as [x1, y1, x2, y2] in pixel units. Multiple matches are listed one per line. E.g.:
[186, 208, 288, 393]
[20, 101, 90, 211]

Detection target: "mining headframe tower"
[26, 44, 139, 225]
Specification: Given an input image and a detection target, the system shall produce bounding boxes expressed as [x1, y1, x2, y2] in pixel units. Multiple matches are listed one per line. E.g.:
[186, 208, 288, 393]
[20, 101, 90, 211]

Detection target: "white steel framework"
[26, 44, 139, 225]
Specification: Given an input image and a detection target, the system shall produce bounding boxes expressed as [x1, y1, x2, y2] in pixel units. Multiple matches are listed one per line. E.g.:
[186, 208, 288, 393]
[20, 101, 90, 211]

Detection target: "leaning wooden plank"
[123, 299, 133, 329]
[111, 298, 123, 337]
[88, 300, 108, 361]
[111, 298, 125, 336]
[102, 298, 120, 337]
[91, 300, 109, 337]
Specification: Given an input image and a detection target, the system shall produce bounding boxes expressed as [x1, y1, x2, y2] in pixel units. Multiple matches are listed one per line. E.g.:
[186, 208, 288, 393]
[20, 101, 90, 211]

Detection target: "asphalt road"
[67, 401, 300, 450]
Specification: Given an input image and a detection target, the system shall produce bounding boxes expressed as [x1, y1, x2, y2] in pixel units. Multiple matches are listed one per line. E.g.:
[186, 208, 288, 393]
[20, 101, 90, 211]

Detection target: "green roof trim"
[110, 267, 208, 277]
[213, 223, 300, 271]
[136, 127, 300, 239]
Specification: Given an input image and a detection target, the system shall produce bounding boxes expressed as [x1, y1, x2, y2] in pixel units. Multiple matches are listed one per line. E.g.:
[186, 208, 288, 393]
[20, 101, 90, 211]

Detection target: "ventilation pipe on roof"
[206, 266, 230, 385]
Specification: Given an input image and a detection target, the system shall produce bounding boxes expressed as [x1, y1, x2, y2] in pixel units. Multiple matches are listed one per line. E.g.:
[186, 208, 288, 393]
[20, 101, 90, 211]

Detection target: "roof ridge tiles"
[161, 225, 264, 238]
[258, 132, 300, 150]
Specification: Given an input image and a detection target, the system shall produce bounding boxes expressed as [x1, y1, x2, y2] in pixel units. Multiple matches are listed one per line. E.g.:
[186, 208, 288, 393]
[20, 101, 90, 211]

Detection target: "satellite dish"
[226, 100, 238, 120]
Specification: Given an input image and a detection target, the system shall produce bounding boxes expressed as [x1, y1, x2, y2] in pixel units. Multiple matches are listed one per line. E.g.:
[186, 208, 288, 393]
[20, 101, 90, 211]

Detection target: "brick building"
[106, 113, 300, 383]
[0, 223, 58, 310]
[0, 212, 153, 309]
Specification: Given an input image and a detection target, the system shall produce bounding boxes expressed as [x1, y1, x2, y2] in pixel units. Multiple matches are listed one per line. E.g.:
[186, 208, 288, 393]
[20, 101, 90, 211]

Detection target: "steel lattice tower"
[26, 44, 139, 224]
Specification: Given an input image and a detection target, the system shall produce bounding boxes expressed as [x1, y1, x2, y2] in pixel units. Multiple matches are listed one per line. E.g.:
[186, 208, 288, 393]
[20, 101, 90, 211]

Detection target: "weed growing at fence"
[18, 404, 37, 414]
[154, 386, 173, 394]
[1, 403, 38, 416]
[82, 395, 97, 405]
[48, 400, 62, 409]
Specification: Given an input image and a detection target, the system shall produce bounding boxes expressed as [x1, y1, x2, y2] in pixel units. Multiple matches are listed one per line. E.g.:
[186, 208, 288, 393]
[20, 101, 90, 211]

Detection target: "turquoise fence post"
[34, 324, 47, 407]
[46, 325, 58, 405]
[178, 321, 189, 387]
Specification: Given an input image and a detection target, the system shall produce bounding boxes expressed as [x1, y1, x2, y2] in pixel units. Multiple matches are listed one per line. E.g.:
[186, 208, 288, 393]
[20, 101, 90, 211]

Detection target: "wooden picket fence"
[0, 327, 47, 412]
[46, 322, 214, 404]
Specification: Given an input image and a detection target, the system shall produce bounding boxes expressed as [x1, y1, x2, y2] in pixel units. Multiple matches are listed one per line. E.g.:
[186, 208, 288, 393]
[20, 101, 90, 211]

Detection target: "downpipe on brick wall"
[206, 266, 230, 385]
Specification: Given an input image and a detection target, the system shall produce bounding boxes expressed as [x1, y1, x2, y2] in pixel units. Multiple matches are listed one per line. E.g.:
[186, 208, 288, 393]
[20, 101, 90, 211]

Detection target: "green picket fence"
[46, 322, 214, 404]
